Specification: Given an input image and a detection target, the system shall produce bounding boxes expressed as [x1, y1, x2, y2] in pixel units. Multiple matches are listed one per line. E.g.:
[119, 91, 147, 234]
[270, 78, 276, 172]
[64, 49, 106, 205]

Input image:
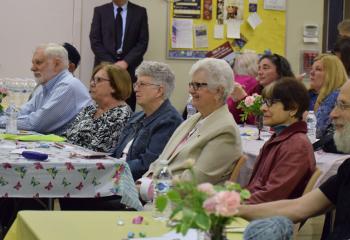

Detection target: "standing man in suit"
[90, 0, 149, 110]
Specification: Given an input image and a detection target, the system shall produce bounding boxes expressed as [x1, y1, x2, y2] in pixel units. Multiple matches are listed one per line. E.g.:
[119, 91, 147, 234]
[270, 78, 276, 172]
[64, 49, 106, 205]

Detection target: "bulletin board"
[167, 0, 286, 62]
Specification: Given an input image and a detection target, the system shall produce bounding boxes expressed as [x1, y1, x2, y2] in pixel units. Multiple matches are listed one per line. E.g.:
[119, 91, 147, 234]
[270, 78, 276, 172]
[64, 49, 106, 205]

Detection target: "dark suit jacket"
[89, 1, 149, 72]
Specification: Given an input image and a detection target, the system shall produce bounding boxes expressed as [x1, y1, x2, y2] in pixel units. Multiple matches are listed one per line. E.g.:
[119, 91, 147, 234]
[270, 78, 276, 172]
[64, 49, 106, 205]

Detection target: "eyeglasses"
[262, 98, 281, 107]
[90, 76, 110, 85]
[188, 82, 208, 91]
[133, 81, 160, 89]
[334, 100, 350, 110]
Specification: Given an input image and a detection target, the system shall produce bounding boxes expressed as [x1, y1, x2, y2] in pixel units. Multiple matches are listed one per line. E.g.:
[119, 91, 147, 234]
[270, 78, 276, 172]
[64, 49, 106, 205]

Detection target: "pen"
[53, 142, 65, 149]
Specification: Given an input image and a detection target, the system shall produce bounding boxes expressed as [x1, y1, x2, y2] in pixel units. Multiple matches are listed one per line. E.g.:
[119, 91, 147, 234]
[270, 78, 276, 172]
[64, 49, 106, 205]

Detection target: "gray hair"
[338, 19, 350, 36]
[37, 43, 69, 69]
[189, 58, 234, 101]
[233, 52, 259, 77]
[135, 61, 175, 99]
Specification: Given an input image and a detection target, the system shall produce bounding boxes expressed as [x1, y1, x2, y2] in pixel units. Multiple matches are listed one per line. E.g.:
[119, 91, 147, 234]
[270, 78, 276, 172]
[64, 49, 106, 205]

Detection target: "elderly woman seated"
[246, 77, 316, 204]
[139, 58, 242, 192]
[63, 63, 132, 153]
[112, 61, 183, 180]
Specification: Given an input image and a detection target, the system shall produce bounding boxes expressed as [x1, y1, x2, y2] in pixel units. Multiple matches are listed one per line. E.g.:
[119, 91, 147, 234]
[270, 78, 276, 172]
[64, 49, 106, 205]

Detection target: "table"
[238, 126, 350, 188]
[4, 211, 247, 240]
[0, 140, 142, 210]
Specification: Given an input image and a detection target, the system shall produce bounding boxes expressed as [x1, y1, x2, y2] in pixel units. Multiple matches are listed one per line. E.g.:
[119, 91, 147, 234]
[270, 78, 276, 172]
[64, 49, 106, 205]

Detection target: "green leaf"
[155, 195, 168, 212]
[240, 189, 251, 200]
[167, 190, 182, 204]
[195, 213, 210, 230]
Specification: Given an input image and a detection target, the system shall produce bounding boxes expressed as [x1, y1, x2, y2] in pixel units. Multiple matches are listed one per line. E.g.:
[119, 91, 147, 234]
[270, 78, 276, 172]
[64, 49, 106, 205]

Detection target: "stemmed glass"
[255, 114, 264, 140]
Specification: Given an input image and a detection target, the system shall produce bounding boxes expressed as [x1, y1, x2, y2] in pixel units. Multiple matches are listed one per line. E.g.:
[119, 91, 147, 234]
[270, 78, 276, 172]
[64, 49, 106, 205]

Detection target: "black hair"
[62, 42, 81, 67]
[259, 53, 295, 78]
[262, 77, 309, 120]
[334, 37, 350, 76]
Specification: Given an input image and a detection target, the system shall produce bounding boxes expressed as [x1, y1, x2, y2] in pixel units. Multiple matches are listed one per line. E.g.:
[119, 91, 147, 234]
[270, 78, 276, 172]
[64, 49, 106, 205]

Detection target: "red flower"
[96, 163, 105, 170]
[65, 162, 75, 171]
[13, 182, 22, 190]
[44, 182, 53, 191]
[2, 163, 12, 169]
[34, 162, 44, 170]
[75, 182, 84, 190]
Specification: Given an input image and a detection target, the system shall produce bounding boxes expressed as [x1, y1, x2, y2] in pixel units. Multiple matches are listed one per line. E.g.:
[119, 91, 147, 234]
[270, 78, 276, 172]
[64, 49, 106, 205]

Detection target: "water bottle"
[306, 111, 317, 140]
[186, 95, 197, 119]
[152, 160, 172, 221]
[5, 104, 18, 134]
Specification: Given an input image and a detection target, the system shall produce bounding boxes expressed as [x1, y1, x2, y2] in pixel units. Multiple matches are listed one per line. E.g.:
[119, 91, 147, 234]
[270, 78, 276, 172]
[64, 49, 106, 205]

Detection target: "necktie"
[115, 7, 123, 50]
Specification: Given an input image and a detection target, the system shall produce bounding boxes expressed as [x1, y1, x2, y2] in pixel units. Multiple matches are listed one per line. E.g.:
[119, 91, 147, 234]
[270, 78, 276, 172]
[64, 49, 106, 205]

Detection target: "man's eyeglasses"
[188, 82, 208, 91]
[90, 76, 110, 85]
[133, 81, 160, 89]
[334, 100, 350, 110]
[262, 98, 281, 107]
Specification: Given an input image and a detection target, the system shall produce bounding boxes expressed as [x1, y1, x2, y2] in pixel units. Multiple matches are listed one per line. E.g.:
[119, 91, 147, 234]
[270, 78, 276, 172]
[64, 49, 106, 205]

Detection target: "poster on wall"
[173, 0, 201, 18]
[300, 50, 319, 74]
[224, 0, 244, 22]
[264, 0, 286, 11]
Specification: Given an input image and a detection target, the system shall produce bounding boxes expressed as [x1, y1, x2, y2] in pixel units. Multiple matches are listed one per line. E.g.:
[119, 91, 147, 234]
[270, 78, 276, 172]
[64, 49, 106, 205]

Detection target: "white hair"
[334, 121, 350, 153]
[233, 52, 259, 77]
[189, 58, 234, 101]
[37, 43, 69, 69]
[135, 61, 175, 99]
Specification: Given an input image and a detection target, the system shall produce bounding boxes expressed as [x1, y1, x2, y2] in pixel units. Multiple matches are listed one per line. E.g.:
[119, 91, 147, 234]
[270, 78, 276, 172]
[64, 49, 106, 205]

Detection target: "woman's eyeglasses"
[334, 100, 350, 110]
[90, 76, 110, 85]
[262, 98, 281, 107]
[133, 81, 160, 89]
[188, 82, 208, 91]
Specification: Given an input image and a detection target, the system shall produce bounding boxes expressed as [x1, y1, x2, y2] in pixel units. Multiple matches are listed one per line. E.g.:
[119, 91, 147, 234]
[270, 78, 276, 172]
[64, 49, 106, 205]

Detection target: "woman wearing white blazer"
[143, 58, 242, 184]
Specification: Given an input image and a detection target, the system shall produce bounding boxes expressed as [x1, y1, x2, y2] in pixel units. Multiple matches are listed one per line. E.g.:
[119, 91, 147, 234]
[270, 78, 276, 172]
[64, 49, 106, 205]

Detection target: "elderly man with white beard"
[237, 80, 350, 240]
[0, 43, 92, 134]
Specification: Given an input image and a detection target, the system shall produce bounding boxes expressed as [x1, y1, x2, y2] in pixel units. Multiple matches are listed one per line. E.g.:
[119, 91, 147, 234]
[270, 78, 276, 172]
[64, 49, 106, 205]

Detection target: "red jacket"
[246, 121, 316, 204]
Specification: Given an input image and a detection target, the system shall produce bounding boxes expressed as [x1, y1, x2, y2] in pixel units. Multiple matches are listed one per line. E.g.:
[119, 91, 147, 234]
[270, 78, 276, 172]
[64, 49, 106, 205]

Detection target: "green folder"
[0, 134, 66, 142]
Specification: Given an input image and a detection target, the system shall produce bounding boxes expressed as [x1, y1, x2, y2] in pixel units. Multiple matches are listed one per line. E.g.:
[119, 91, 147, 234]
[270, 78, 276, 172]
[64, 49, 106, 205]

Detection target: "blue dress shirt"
[0, 70, 92, 134]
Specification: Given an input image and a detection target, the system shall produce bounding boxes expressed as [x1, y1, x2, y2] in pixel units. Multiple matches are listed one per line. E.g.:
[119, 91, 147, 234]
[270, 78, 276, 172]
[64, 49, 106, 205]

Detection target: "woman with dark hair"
[63, 63, 132, 152]
[231, 53, 294, 124]
[246, 77, 316, 204]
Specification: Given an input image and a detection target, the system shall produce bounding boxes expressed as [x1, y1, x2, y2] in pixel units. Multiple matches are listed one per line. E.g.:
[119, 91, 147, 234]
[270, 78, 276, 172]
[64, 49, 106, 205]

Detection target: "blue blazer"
[112, 100, 183, 180]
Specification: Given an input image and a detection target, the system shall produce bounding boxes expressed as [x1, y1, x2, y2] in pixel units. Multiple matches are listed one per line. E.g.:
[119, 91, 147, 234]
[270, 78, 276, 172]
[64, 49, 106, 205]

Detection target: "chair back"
[302, 167, 322, 195]
[293, 167, 322, 239]
[229, 155, 247, 182]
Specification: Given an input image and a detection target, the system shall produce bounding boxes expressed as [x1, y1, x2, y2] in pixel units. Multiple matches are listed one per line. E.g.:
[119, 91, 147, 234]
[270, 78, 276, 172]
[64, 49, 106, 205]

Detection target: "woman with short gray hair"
[135, 61, 175, 99]
[143, 58, 242, 185]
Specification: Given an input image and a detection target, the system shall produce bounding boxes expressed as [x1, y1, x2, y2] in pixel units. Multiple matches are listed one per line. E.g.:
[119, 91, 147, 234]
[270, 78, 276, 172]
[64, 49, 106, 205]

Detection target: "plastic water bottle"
[5, 104, 18, 134]
[306, 111, 317, 140]
[186, 95, 196, 119]
[152, 160, 172, 221]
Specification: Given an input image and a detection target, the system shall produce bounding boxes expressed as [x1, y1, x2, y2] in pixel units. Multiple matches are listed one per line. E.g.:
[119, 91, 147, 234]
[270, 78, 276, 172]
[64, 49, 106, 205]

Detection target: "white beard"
[334, 122, 350, 153]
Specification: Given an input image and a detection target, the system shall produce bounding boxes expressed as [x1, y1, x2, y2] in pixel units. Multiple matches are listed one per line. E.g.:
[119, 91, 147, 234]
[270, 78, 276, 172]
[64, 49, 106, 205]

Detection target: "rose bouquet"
[237, 93, 263, 122]
[155, 180, 250, 240]
[0, 87, 8, 113]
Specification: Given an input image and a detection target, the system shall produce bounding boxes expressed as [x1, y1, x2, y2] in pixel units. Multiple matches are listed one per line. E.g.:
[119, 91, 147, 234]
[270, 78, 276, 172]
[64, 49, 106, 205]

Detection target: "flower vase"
[255, 114, 264, 140]
[198, 226, 227, 240]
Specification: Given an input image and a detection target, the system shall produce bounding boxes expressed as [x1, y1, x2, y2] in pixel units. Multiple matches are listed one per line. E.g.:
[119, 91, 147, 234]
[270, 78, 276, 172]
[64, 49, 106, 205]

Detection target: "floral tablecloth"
[0, 140, 143, 210]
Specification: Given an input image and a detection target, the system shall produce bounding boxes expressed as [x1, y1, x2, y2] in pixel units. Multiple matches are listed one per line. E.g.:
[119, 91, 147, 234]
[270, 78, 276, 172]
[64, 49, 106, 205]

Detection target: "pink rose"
[197, 183, 215, 196]
[244, 96, 255, 107]
[252, 93, 259, 97]
[214, 191, 240, 217]
[203, 196, 217, 214]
